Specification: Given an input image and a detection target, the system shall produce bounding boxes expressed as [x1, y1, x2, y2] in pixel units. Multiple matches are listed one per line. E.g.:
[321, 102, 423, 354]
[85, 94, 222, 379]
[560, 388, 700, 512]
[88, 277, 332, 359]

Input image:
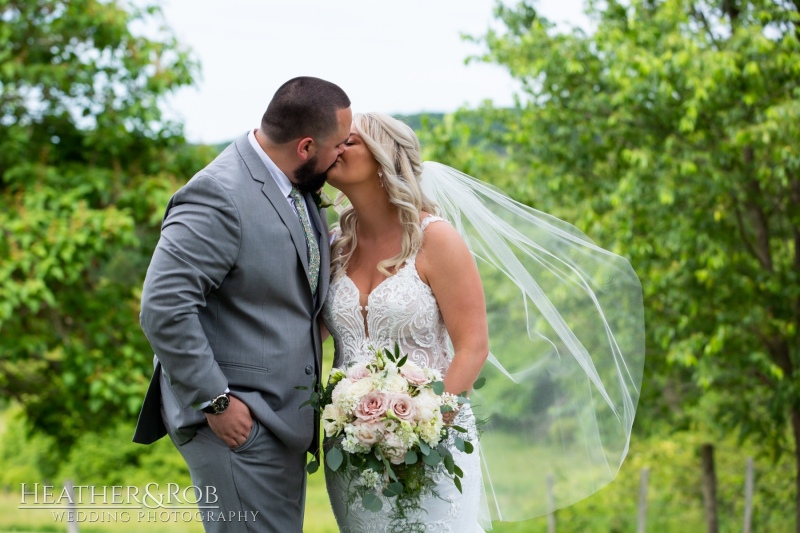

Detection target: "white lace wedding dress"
[322, 216, 485, 533]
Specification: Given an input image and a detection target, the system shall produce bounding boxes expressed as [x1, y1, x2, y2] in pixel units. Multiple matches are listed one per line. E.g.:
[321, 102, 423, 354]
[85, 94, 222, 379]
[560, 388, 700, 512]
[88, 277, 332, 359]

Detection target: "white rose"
[381, 433, 408, 465]
[346, 377, 376, 400]
[383, 373, 409, 393]
[321, 404, 344, 437]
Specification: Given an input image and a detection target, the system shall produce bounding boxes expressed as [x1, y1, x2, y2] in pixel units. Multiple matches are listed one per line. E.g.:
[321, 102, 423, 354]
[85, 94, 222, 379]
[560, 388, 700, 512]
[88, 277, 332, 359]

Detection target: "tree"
[0, 0, 210, 452]
[427, 0, 799, 526]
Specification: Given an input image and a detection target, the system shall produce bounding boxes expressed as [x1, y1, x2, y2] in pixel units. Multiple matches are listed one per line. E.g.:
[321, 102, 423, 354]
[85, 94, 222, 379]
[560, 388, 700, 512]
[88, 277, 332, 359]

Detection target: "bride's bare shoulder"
[417, 215, 470, 281]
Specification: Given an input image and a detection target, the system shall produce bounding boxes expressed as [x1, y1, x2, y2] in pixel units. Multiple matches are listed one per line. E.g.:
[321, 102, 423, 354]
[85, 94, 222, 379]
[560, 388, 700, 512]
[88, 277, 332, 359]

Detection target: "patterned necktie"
[289, 187, 320, 294]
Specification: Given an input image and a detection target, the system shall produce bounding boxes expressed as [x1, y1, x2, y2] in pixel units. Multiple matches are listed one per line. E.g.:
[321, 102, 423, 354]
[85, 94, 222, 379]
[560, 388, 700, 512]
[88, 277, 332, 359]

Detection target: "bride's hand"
[443, 408, 459, 426]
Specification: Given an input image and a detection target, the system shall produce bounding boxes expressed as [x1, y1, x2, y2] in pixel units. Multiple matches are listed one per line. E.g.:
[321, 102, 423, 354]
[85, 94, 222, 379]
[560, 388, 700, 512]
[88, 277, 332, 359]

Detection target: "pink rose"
[400, 363, 430, 386]
[346, 363, 372, 382]
[388, 394, 417, 422]
[355, 391, 388, 422]
[351, 420, 384, 445]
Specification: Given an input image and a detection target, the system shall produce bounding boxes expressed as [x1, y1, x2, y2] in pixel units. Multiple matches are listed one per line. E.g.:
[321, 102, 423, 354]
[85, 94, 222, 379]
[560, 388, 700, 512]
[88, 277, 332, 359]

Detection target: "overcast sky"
[156, 0, 588, 144]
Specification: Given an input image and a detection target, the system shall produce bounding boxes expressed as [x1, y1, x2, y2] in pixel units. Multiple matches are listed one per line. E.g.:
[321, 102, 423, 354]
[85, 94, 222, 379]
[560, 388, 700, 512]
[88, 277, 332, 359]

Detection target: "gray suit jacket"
[132, 134, 329, 453]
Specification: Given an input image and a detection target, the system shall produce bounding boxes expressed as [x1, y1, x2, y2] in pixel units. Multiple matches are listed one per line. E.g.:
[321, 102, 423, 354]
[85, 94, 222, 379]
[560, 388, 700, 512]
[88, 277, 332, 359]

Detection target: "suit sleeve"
[139, 174, 241, 409]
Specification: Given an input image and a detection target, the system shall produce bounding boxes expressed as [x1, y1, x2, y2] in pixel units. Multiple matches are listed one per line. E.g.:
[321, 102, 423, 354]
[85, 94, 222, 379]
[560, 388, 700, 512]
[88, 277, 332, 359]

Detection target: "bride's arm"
[418, 221, 489, 402]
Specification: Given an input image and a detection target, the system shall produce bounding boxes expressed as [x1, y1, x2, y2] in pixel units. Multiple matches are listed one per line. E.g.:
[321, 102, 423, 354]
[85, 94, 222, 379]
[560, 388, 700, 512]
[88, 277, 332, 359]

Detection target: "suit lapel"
[235, 136, 310, 280]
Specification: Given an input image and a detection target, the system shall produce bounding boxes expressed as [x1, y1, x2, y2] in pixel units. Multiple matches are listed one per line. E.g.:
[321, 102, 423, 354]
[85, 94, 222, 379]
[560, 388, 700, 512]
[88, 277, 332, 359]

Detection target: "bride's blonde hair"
[331, 113, 439, 279]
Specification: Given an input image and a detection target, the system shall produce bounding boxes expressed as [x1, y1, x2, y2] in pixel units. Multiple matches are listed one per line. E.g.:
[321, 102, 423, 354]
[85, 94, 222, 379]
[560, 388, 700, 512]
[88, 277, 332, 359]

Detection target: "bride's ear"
[296, 137, 315, 160]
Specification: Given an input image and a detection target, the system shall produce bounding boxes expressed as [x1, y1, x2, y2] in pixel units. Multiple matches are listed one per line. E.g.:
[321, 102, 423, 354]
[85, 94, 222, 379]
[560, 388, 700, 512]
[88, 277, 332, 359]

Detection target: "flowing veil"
[419, 162, 645, 526]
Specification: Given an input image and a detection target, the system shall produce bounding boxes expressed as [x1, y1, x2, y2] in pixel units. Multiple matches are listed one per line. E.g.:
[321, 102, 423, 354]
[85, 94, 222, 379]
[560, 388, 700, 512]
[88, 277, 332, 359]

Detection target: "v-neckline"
[341, 260, 413, 303]
[341, 260, 415, 338]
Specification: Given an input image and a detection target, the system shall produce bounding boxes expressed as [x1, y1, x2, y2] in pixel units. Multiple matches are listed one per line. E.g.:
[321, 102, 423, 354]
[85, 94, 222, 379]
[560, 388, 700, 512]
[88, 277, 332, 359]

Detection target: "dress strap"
[421, 215, 446, 231]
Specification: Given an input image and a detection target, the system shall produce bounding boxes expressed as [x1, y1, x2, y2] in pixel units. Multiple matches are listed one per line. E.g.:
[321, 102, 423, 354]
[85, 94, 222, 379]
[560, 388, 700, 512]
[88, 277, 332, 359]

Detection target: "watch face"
[213, 394, 230, 414]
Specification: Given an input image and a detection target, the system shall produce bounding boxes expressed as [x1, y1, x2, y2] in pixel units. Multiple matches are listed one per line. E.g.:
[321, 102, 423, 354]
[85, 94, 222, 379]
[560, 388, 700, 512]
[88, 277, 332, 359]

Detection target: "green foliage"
[0, 404, 190, 490]
[436, 0, 800, 455]
[0, 0, 216, 450]
[416, 0, 800, 522]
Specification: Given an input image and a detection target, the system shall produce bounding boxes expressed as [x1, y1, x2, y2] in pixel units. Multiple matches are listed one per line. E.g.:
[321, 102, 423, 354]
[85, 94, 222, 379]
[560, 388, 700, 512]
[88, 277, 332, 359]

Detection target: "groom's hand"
[206, 395, 253, 448]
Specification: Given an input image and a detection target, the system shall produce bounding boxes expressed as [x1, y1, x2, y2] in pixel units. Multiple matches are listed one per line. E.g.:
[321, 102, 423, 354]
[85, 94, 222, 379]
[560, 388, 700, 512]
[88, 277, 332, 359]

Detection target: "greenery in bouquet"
[298, 344, 484, 527]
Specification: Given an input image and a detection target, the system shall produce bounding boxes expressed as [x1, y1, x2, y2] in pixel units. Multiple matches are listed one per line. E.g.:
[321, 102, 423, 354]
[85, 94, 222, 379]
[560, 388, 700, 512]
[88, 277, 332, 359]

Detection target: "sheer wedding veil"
[419, 162, 645, 526]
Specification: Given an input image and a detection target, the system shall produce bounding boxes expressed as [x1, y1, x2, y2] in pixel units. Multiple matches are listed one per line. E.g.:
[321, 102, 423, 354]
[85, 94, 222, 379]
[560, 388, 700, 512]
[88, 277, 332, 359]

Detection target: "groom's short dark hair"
[261, 77, 350, 144]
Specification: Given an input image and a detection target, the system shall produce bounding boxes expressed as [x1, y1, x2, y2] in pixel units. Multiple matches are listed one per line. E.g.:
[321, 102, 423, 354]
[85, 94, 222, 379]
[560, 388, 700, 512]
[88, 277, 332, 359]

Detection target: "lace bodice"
[323, 216, 451, 373]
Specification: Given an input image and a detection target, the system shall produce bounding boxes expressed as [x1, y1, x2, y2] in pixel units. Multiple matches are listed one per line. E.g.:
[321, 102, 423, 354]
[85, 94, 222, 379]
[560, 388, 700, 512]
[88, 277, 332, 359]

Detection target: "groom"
[132, 77, 351, 532]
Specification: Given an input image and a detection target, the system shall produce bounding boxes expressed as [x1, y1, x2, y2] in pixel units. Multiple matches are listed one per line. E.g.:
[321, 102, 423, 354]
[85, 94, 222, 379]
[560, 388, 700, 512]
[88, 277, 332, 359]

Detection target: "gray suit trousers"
[171, 415, 306, 533]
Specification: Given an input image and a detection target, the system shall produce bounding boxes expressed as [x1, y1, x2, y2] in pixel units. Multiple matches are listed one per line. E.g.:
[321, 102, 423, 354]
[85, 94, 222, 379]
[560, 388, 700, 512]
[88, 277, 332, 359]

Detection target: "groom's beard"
[293, 155, 328, 194]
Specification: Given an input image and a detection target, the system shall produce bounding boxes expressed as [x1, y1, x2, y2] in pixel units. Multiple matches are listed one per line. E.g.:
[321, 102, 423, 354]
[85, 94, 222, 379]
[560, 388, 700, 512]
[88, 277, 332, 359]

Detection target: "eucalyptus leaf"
[326, 446, 343, 472]
[423, 449, 441, 466]
[444, 454, 455, 474]
[405, 450, 418, 465]
[362, 493, 383, 512]
[383, 482, 404, 497]
[419, 441, 431, 455]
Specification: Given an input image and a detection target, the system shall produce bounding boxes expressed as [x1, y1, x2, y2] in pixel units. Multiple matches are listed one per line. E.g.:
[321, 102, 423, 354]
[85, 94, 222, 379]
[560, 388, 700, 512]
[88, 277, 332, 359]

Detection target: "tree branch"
[732, 198, 766, 268]
[689, 4, 721, 48]
[742, 147, 774, 271]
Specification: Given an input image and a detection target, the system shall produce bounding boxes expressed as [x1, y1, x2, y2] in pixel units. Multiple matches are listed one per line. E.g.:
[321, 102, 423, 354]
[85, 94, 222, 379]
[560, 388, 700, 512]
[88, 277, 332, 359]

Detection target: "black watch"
[201, 393, 230, 415]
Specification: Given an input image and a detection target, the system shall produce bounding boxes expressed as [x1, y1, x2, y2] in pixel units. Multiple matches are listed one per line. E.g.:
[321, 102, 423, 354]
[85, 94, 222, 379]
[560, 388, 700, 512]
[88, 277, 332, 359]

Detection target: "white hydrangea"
[440, 392, 460, 411]
[331, 378, 352, 404]
[424, 367, 443, 383]
[395, 420, 419, 449]
[358, 469, 383, 491]
[418, 413, 445, 447]
[341, 432, 371, 455]
[414, 389, 443, 423]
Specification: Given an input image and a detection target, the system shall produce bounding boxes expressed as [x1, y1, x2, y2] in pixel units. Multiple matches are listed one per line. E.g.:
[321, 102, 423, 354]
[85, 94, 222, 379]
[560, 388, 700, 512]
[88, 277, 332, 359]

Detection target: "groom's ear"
[296, 137, 315, 161]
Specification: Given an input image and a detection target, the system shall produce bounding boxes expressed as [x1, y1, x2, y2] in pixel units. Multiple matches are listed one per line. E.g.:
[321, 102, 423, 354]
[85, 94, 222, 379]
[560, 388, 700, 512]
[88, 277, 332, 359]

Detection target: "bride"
[320, 112, 645, 531]
[322, 112, 489, 532]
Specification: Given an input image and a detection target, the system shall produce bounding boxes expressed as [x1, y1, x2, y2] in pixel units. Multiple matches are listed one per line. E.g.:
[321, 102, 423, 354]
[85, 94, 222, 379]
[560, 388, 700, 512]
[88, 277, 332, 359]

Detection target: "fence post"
[65, 479, 79, 533]
[637, 467, 649, 533]
[547, 474, 556, 533]
[743, 457, 754, 533]
[701, 443, 719, 533]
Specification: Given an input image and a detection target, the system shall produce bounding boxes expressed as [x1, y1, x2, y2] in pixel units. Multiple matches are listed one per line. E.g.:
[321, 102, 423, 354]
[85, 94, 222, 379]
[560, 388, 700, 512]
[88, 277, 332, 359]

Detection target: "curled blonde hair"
[331, 113, 439, 279]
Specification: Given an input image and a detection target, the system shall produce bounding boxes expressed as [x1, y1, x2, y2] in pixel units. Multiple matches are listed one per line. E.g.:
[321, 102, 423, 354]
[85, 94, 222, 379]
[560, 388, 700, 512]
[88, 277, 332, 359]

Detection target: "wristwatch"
[201, 393, 230, 415]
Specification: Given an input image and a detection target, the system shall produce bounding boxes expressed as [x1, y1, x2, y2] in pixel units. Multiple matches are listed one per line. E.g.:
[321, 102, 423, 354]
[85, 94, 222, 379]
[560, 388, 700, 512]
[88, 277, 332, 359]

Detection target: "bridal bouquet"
[301, 345, 481, 514]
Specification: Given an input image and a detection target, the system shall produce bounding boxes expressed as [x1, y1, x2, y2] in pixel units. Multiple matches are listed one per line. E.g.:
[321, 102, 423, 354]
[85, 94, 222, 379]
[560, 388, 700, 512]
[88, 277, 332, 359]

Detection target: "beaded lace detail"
[323, 216, 451, 373]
